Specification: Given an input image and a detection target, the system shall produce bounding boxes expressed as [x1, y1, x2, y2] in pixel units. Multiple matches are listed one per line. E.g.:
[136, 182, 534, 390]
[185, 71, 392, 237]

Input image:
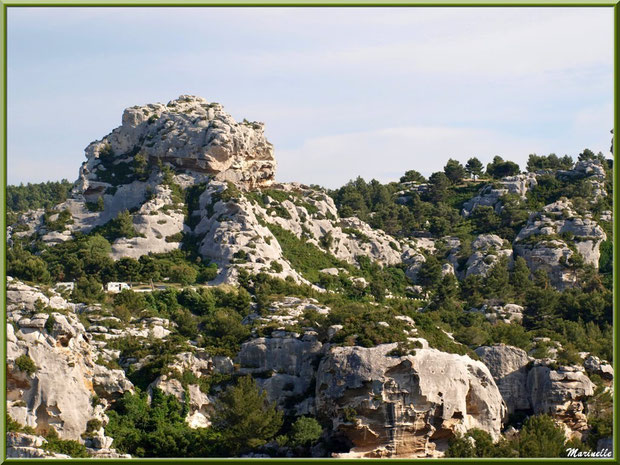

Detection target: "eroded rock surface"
[315, 344, 506, 458]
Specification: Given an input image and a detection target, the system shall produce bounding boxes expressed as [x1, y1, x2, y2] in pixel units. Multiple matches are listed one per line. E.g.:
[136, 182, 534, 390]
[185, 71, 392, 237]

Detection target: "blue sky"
[7, 7, 614, 188]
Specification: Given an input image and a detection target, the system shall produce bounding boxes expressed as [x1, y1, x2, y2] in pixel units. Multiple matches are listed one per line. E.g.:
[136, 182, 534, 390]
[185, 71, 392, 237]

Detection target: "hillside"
[6, 95, 614, 459]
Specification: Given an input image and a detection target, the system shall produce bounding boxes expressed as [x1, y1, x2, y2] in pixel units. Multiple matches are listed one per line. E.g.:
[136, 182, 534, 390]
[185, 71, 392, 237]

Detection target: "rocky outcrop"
[514, 199, 606, 289]
[584, 355, 614, 381]
[193, 181, 407, 285]
[463, 234, 512, 278]
[76, 95, 275, 196]
[470, 303, 523, 324]
[7, 280, 132, 451]
[315, 344, 506, 458]
[462, 174, 537, 216]
[475, 345, 531, 414]
[6, 432, 70, 459]
[527, 362, 595, 436]
[238, 331, 323, 415]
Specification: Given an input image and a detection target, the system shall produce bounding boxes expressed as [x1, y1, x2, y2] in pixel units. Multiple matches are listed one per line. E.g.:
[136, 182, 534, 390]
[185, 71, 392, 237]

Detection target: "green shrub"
[211, 376, 283, 455]
[289, 416, 323, 447]
[15, 354, 37, 376]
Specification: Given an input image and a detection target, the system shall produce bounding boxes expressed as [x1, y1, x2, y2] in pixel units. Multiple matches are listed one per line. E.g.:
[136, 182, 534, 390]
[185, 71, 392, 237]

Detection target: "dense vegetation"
[7, 179, 74, 223]
[6, 148, 613, 458]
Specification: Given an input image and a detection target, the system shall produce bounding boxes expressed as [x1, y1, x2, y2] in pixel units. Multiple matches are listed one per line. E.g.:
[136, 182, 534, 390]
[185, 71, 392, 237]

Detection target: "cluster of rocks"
[475, 344, 610, 439]
[76, 94, 276, 196]
[6, 279, 133, 458]
[462, 173, 538, 216]
[513, 198, 606, 289]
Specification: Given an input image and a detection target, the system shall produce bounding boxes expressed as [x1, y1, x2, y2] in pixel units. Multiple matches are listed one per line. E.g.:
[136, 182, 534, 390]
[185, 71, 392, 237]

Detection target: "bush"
[15, 354, 37, 376]
[289, 416, 323, 447]
[211, 376, 283, 455]
[44, 427, 90, 458]
[518, 414, 566, 457]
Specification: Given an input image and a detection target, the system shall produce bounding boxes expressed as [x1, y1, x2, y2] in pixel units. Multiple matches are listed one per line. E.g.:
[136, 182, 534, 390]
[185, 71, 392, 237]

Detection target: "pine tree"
[465, 157, 484, 180]
[211, 376, 283, 454]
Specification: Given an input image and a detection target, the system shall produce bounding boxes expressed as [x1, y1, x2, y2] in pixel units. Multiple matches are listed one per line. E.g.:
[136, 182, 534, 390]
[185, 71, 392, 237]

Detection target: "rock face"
[476, 344, 596, 437]
[584, 355, 614, 381]
[6, 280, 132, 452]
[514, 199, 606, 289]
[238, 331, 323, 415]
[76, 95, 275, 196]
[463, 234, 512, 278]
[527, 363, 595, 436]
[475, 345, 531, 413]
[6, 432, 70, 459]
[315, 344, 506, 458]
[194, 181, 406, 285]
[462, 174, 537, 216]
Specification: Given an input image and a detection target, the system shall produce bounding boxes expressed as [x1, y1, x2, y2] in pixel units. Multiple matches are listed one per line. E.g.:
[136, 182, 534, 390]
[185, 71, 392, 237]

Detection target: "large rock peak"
[76, 95, 276, 194]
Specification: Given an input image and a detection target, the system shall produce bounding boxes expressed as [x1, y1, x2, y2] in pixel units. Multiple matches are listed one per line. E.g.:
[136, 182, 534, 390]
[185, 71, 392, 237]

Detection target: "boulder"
[315, 344, 506, 458]
[527, 363, 595, 434]
[475, 345, 531, 413]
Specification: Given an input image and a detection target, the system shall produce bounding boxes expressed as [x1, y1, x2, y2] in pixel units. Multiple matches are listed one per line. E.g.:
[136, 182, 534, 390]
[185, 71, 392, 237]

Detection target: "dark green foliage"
[72, 276, 105, 303]
[270, 260, 283, 273]
[86, 196, 105, 212]
[44, 314, 56, 334]
[426, 172, 450, 202]
[15, 354, 37, 375]
[211, 376, 283, 455]
[289, 416, 323, 447]
[443, 158, 466, 184]
[7, 244, 52, 283]
[526, 153, 574, 172]
[94, 209, 141, 241]
[7, 415, 37, 434]
[399, 170, 425, 183]
[486, 156, 520, 178]
[7, 179, 73, 216]
[106, 388, 222, 457]
[465, 157, 484, 180]
[44, 427, 90, 458]
[169, 263, 198, 285]
[266, 223, 346, 283]
[518, 415, 566, 457]
[165, 232, 184, 243]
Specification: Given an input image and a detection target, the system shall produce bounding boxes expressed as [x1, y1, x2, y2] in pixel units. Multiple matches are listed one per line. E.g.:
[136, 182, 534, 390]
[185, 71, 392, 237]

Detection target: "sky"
[7, 7, 614, 189]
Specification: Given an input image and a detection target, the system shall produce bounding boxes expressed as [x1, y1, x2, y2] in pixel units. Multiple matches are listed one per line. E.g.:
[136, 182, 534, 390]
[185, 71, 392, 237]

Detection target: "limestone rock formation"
[315, 344, 506, 458]
[475, 345, 531, 414]
[514, 199, 606, 289]
[238, 331, 323, 414]
[584, 355, 614, 381]
[527, 362, 595, 436]
[463, 234, 512, 278]
[462, 173, 537, 216]
[76, 95, 275, 197]
[6, 280, 132, 453]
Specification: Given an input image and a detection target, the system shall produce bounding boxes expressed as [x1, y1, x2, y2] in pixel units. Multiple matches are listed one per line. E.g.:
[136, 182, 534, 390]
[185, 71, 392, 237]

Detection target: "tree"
[169, 264, 198, 285]
[116, 257, 142, 285]
[72, 276, 104, 303]
[289, 416, 323, 447]
[211, 375, 283, 454]
[487, 156, 520, 178]
[426, 172, 450, 202]
[483, 256, 512, 300]
[444, 159, 466, 184]
[510, 257, 531, 303]
[465, 157, 484, 180]
[416, 255, 443, 290]
[519, 415, 566, 457]
[399, 170, 426, 183]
